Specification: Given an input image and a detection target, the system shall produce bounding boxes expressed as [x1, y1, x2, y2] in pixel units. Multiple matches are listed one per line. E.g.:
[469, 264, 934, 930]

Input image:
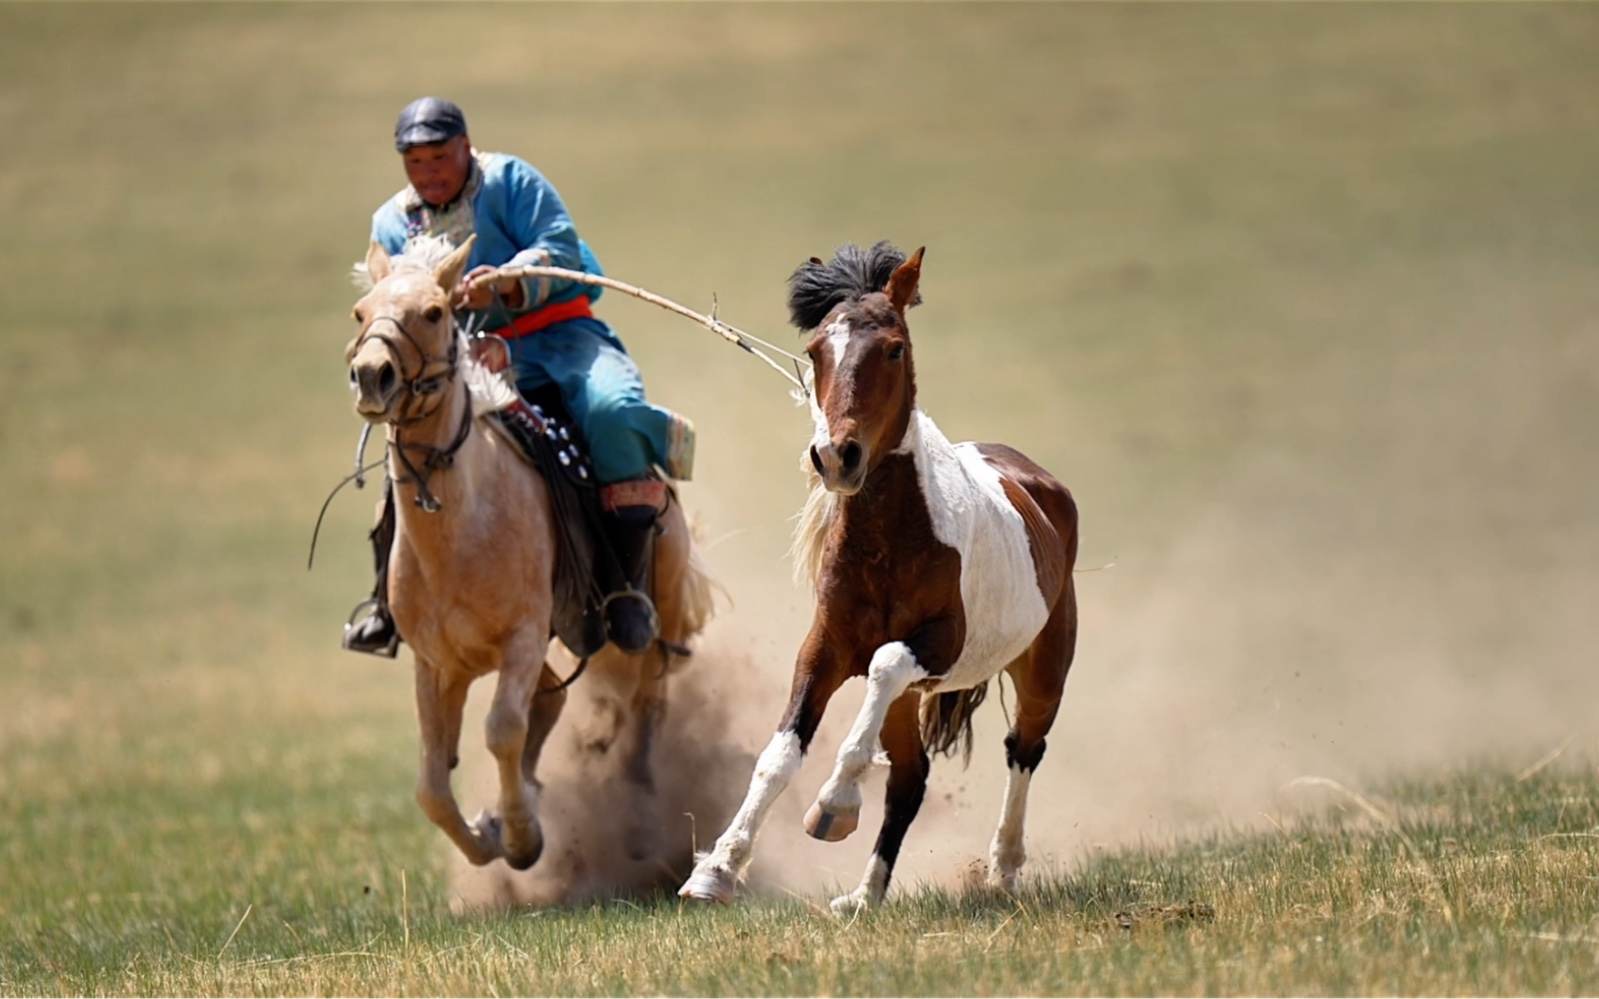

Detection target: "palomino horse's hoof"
[504, 841, 543, 872]
[678, 867, 737, 905]
[474, 808, 543, 871]
[804, 802, 859, 842]
[469, 809, 506, 860]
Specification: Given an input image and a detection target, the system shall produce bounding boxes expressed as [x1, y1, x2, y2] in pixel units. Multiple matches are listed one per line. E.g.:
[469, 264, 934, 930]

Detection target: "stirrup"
[601, 587, 660, 656]
[342, 598, 400, 659]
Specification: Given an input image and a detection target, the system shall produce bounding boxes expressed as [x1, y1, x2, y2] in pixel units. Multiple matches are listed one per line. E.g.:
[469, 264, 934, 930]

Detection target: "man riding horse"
[344, 96, 695, 658]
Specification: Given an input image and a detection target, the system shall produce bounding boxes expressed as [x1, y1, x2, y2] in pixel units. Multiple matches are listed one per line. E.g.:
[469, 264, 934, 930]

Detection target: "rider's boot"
[343, 482, 401, 658]
[599, 478, 666, 656]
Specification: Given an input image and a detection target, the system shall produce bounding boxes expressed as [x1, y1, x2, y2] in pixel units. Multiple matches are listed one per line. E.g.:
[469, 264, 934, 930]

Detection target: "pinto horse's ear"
[885, 246, 925, 315]
[434, 234, 477, 295]
[366, 240, 393, 284]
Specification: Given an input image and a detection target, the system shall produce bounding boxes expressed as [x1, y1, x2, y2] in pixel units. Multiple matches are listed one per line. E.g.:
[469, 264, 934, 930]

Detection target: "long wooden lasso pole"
[469, 265, 810, 395]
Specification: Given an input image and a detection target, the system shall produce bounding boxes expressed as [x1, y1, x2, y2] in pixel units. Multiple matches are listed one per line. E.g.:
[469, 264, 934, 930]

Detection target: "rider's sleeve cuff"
[507, 248, 554, 311]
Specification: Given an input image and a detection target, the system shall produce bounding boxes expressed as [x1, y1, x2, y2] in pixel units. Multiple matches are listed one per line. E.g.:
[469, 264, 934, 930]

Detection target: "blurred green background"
[3, 1, 1598, 921]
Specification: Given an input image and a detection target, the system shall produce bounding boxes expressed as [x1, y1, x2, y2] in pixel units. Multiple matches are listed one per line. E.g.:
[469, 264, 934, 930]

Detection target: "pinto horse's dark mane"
[786, 241, 923, 331]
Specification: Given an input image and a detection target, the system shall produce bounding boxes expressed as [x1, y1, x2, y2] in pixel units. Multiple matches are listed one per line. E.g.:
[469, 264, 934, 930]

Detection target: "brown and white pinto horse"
[346, 235, 715, 872]
[680, 242, 1079, 913]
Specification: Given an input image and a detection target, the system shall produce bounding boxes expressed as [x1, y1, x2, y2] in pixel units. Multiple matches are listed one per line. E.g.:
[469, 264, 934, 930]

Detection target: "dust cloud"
[447, 633, 764, 911]
[450, 305, 1599, 909]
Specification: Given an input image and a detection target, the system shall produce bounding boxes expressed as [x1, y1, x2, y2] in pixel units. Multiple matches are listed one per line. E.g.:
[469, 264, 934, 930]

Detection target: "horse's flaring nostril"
[378, 362, 397, 397]
[840, 441, 862, 475]
[810, 445, 825, 477]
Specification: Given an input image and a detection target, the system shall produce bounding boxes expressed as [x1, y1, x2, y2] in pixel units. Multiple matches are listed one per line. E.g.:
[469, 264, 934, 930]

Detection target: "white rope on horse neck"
[469, 265, 811, 395]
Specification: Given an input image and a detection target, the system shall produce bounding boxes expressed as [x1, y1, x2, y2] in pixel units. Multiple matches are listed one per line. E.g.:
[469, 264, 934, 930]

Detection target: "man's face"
[401, 136, 472, 207]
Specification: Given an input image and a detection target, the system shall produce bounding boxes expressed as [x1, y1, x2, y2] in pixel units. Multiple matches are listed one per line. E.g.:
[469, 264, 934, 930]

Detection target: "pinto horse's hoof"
[678, 867, 736, 904]
[804, 802, 859, 842]
[829, 890, 872, 918]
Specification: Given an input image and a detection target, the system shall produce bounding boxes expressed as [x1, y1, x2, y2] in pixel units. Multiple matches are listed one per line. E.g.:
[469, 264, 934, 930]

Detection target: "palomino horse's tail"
[919, 682, 989, 764]
[675, 511, 723, 641]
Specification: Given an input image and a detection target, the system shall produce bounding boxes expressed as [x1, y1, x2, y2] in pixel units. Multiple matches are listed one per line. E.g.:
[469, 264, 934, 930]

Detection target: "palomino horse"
[346, 235, 714, 870]
[680, 242, 1078, 913]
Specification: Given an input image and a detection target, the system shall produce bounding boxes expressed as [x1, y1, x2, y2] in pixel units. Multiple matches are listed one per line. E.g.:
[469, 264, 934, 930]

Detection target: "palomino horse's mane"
[785, 241, 925, 591]
[351, 235, 517, 417]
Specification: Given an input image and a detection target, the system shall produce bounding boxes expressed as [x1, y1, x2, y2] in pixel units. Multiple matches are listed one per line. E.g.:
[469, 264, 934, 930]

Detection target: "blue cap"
[394, 97, 467, 151]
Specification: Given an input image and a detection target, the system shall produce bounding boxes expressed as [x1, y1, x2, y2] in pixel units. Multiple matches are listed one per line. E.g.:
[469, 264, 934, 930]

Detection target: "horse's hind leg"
[616, 646, 668, 860]
[991, 584, 1077, 892]
[615, 503, 703, 859]
[520, 661, 569, 794]
[414, 661, 502, 866]
[830, 691, 928, 915]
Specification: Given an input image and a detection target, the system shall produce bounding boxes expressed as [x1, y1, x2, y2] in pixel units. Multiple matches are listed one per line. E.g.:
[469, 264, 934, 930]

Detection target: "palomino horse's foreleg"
[678, 638, 847, 904]
[829, 691, 929, 915]
[482, 633, 551, 871]
[414, 661, 502, 866]
[806, 641, 929, 843]
[990, 587, 1077, 892]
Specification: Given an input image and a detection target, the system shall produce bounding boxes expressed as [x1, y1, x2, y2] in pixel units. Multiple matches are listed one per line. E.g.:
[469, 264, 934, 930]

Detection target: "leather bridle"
[350, 312, 471, 512]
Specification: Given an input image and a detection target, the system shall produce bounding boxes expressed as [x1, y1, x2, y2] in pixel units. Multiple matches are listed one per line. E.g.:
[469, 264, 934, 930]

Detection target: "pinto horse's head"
[789, 242, 925, 495]
[346, 235, 475, 425]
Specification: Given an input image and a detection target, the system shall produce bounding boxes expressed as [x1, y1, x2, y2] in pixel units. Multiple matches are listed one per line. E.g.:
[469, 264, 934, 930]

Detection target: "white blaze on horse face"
[901, 411, 1052, 691]
[808, 316, 854, 452]
[825, 316, 852, 370]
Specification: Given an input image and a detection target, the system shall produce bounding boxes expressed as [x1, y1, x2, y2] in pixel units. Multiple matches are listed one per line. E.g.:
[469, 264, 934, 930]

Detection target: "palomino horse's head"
[346, 235, 476, 425]
[789, 243, 925, 495]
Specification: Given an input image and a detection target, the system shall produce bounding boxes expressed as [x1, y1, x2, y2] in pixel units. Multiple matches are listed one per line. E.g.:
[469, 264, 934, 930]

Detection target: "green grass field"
[4, 4, 1599, 994]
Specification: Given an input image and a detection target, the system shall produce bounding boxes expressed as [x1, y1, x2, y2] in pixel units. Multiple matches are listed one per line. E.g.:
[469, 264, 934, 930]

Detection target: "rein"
[390, 392, 474, 512]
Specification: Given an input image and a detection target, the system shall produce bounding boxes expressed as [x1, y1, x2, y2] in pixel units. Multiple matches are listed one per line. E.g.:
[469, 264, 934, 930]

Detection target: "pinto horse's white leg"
[682, 635, 850, 904]
[829, 692, 927, 916]
[678, 729, 805, 903]
[989, 597, 1075, 892]
[806, 642, 928, 845]
[989, 764, 1034, 892]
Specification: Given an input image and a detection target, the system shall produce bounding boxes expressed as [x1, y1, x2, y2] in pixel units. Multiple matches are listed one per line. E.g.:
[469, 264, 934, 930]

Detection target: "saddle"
[472, 338, 616, 659]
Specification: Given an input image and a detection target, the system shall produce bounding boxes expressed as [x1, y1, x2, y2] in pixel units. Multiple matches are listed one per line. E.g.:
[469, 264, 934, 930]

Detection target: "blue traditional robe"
[371, 150, 694, 483]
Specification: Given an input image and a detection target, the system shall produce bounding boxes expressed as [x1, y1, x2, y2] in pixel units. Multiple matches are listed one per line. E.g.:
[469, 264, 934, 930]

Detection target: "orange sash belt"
[489, 296, 595, 339]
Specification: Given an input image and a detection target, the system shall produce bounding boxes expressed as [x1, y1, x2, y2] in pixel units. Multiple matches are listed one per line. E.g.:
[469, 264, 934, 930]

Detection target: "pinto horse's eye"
[352, 308, 366, 325]
[424, 305, 444, 324]
[887, 342, 906, 362]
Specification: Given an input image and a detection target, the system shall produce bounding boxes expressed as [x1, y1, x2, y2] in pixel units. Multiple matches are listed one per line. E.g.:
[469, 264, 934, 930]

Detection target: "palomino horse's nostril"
[810, 445, 825, 476]
[378, 362, 397, 397]
[839, 441, 863, 475]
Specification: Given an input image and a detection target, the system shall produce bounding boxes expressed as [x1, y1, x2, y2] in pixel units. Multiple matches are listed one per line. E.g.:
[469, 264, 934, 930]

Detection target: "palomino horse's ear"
[366, 240, 393, 284]
[434, 235, 477, 295]
[885, 246, 925, 315]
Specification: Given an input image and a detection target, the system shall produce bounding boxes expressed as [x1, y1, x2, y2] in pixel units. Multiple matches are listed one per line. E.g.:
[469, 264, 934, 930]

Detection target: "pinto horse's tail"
[919, 682, 989, 765]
